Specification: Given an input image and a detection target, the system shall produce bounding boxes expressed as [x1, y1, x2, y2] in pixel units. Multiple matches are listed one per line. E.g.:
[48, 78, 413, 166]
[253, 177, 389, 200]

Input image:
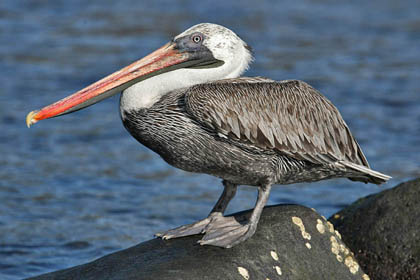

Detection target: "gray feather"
[185, 78, 369, 167]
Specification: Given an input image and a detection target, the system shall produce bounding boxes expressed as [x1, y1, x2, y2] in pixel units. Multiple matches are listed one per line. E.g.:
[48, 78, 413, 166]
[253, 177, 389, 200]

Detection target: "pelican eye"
[192, 34, 203, 44]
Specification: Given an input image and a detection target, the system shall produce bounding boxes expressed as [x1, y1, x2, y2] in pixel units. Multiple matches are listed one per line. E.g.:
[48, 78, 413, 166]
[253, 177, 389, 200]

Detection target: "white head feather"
[120, 23, 253, 116]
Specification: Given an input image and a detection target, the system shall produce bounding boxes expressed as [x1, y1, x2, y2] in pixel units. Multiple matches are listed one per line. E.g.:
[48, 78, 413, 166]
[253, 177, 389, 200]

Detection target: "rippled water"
[1, 0, 419, 278]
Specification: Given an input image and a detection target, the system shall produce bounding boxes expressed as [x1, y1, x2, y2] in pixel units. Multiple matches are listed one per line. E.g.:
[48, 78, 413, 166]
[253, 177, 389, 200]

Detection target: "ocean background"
[1, 0, 419, 278]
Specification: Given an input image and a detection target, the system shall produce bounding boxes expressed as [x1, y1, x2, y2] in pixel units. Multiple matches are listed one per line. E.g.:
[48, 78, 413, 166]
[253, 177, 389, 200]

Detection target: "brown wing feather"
[185, 78, 369, 167]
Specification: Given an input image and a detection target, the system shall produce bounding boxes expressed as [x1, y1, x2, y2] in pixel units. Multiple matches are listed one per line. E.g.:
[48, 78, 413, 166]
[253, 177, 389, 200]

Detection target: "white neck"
[120, 32, 252, 118]
[120, 68, 211, 113]
[120, 61, 248, 118]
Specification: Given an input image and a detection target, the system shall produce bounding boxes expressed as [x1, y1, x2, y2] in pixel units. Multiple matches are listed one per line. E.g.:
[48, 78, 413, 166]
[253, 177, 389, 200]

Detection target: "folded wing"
[185, 78, 369, 167]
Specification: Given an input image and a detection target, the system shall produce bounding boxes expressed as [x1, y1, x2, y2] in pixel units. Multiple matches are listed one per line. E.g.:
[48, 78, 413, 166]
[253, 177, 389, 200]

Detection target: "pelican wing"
[185, 78, 369, 166]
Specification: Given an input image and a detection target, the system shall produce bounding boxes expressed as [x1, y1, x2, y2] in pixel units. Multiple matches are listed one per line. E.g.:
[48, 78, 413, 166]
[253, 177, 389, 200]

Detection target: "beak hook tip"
[26, 110, 39, 128]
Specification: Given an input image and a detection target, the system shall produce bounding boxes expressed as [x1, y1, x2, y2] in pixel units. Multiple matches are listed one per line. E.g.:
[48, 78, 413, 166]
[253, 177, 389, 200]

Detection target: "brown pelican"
[26, 23, 390, 248]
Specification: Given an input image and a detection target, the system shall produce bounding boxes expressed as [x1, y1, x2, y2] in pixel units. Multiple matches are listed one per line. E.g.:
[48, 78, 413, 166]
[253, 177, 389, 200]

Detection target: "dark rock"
[330, 178, 420, 280]
[28, 205, 367, 280]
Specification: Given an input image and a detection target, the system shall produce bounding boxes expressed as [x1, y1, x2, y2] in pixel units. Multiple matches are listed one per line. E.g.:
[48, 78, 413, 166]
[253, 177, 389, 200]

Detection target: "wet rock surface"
[330, 178, 420, 280]
[28, 205, 367, 280]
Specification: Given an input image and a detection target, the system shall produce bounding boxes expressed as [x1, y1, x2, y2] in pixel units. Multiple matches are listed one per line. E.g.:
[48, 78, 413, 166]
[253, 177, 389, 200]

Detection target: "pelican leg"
[155, 180, 237, 240]
[198, 183, 272, 248]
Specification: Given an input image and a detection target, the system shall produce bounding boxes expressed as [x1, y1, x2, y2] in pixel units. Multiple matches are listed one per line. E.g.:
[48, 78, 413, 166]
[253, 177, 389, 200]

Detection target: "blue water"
[1, 0, 420, 278]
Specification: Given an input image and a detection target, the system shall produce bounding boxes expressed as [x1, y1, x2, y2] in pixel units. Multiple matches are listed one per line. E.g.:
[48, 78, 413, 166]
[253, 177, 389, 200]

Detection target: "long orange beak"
[26, 42, 189, 127]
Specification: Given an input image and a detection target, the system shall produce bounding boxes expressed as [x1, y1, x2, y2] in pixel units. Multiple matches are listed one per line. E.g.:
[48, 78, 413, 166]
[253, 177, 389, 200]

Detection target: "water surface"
[1, 0, 419, 278]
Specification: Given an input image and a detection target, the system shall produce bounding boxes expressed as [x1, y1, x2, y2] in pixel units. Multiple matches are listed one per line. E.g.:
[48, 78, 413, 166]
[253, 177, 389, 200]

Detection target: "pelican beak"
[26, 41, 190, 127]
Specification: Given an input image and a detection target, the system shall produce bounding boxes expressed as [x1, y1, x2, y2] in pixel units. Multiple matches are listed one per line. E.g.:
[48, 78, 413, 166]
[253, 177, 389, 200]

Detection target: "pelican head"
[26, 23, 253, 127]
[175, 23, 253, 79]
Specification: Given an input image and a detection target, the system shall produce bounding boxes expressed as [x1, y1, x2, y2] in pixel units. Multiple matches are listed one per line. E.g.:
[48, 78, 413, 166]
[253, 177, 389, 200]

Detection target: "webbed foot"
[156, 182, 272, 249]
[155, 217, 211, 240]
[156, 180, 238, 240]
[155, 212, 231, 239]
[198, 220, 255, 248]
